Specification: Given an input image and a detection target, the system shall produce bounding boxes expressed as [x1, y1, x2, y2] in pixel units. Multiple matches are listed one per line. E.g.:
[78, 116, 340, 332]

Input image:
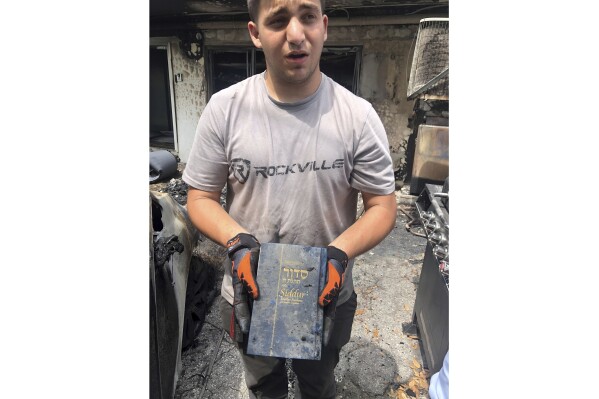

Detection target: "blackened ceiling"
[150, 0, 449, 35]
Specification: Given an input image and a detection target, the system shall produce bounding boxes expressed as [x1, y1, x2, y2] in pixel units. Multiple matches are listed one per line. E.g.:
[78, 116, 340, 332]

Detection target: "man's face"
[248, 0, 328, 90]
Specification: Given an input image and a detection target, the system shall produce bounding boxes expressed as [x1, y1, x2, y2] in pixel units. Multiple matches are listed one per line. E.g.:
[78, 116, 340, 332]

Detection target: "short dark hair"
[247, 0, 326, 22]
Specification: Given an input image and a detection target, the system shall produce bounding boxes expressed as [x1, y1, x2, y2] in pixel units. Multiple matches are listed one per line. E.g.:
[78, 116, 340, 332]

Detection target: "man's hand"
[226, 233, 260, 334]
[318, 246, 349, 307]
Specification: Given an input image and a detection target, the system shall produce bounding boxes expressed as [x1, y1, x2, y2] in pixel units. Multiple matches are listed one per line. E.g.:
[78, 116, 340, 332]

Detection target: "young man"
[182, 0, 397, 397]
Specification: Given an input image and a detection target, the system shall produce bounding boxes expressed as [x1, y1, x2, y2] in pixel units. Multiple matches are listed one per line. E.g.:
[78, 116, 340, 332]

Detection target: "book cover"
[246, 243, 327, 360]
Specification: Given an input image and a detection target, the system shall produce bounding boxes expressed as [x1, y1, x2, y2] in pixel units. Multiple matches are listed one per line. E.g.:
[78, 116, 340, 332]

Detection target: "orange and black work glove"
[318, 245, 348, 346]
[226, 233, 260, 336]
[319, 246, 349, 346]
[318, 246, 349, 307]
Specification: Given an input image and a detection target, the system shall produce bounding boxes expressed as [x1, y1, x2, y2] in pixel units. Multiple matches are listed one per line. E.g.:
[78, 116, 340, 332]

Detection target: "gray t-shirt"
[183, 72, 395, 305]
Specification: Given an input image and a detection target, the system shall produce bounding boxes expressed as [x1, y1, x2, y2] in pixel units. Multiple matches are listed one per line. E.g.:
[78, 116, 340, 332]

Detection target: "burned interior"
[149, 0, 449, 161]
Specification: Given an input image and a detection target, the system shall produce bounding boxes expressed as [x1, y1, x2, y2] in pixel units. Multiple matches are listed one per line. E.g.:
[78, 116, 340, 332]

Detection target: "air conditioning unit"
[407, 18, 449, 100]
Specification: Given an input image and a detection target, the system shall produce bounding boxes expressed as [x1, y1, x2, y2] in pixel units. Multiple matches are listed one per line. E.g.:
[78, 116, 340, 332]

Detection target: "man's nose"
[286, 17, 305, 46]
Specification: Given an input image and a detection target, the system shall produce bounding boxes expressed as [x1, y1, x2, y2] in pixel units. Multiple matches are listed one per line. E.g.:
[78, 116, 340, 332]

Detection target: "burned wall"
[327, 24, 418, 175]
[170, 23, 418, 180]
[169, 38, 208, 163]
[167, 30, 252, 163]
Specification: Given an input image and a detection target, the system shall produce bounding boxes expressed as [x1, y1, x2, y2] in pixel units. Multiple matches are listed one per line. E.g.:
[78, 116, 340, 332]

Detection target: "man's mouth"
[287, 52, 308, 60]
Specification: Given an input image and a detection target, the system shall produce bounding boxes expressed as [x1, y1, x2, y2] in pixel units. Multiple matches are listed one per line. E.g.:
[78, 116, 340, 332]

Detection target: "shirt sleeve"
[182, 98, 230, 192]
[350, 107, 396, 195]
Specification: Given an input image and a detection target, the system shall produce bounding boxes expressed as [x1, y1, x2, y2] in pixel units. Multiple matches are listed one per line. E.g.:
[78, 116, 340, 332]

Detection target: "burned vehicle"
[150, 190, 215, 399]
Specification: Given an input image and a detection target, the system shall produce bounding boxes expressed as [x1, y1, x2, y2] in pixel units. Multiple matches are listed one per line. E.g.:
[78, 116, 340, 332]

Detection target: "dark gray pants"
[219, 291, 358, 399]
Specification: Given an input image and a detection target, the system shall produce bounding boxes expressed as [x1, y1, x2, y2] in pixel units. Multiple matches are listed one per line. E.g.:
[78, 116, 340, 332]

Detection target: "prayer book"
[246, 243, 327, 360]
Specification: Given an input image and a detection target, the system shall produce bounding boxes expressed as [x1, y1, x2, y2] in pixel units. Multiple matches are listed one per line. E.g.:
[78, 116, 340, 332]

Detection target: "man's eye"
[268, 18, 287, 28]
[302, 14, 317, 22]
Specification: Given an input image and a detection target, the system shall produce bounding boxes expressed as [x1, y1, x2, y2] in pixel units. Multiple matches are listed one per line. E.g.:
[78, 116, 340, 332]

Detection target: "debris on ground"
[175, 207, 432, 399]
[390, 358, 430, 398]
[160, 178, 189, 205]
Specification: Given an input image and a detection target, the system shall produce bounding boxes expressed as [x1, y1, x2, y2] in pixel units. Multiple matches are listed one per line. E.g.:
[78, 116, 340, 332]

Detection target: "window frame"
[205, 45, 362, 98]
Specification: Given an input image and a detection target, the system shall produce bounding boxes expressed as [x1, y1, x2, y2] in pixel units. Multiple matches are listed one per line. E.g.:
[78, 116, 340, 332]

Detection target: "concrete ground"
[173, 191, 433, 399]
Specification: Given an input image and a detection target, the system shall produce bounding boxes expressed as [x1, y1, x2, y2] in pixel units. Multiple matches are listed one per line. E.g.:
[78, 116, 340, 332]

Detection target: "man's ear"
[323, 14, 328, 42]
[248, 21, 262, 48]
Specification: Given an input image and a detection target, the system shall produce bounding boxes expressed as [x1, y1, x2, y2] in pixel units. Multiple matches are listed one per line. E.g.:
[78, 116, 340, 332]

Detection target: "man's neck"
[263, 70, 322, 103]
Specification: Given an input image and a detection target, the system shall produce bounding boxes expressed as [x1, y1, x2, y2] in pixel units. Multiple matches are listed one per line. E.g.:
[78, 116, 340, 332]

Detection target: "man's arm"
[186, 187, 248, 247]
[187, 187, 260, 335]
[318, 190, 396, 311]
[328, 191, 397, 259]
